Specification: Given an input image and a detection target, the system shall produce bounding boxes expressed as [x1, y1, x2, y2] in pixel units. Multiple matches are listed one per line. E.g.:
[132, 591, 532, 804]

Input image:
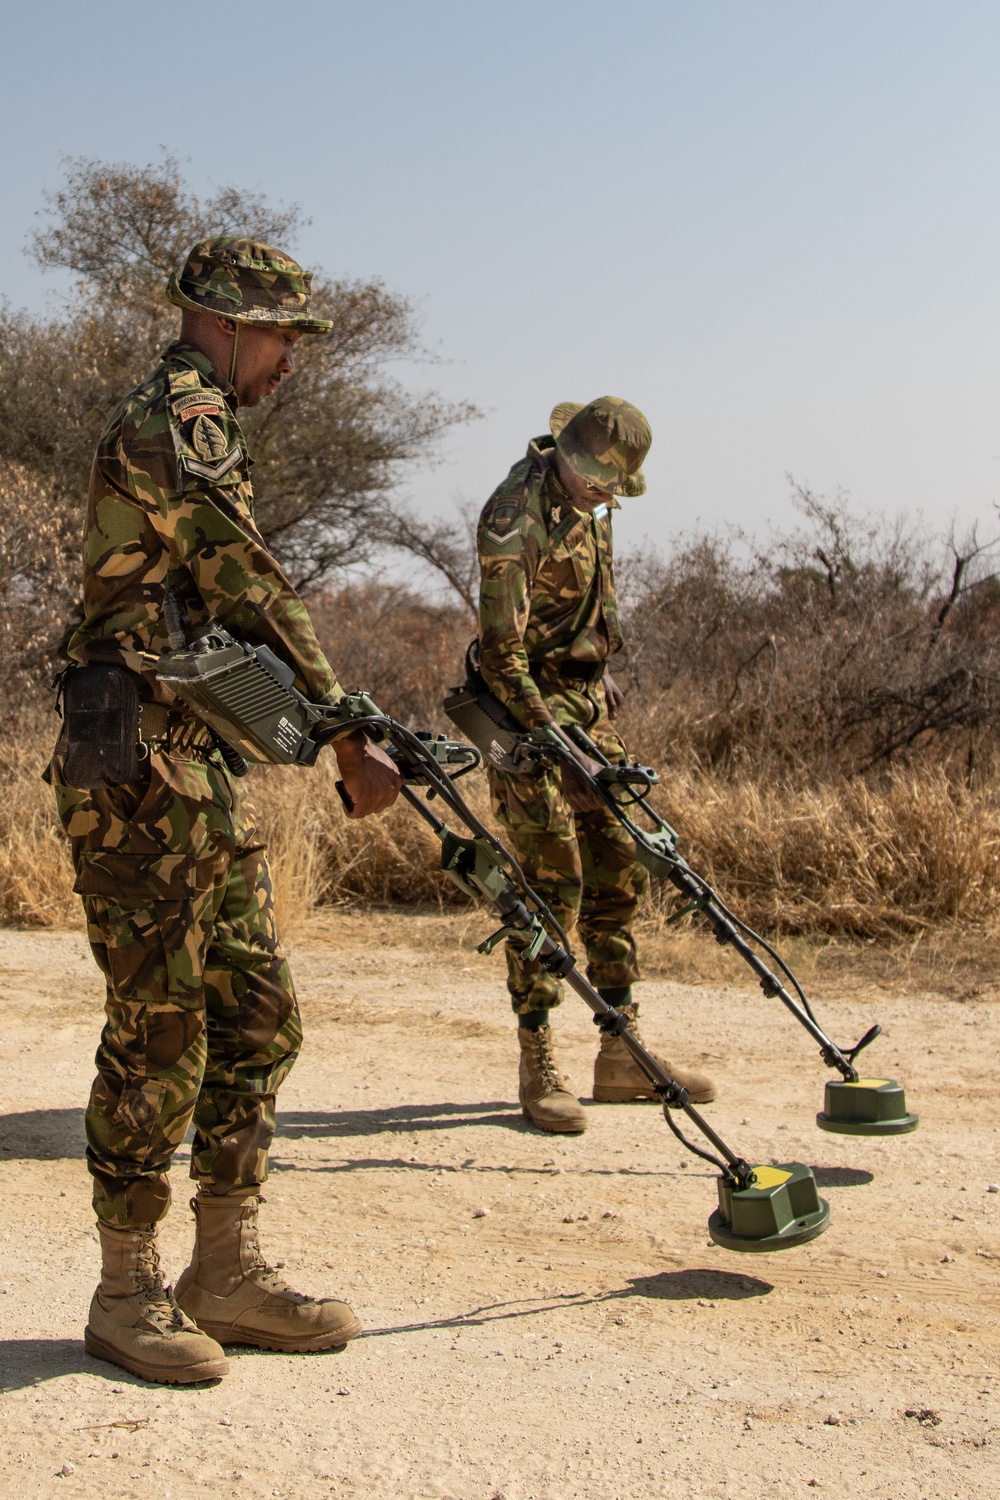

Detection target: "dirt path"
[1, 913, 997, 1500]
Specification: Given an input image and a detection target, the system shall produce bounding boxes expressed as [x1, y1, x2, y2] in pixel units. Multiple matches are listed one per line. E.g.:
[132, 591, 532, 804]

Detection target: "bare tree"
[0, 462, 81, 709]
[380, 499, 480, 614]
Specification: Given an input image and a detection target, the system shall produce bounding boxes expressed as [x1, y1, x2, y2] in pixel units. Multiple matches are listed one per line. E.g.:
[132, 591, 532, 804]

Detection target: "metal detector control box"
[443, 683, 538, 775]
[157, 629, 326, 766]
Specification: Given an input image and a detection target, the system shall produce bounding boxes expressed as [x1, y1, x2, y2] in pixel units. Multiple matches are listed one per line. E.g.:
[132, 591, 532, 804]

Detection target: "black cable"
[547, 734, 828, 1031]
[703, 887, 819, 1026]
[661, 1102, 734, 1177]
[389, 721, 572, 950]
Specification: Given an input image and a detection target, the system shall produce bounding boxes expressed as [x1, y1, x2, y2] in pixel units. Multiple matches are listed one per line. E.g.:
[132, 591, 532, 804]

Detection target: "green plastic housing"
[816, 1077, 918, 1135]
[158, 639, 320, 765]
[443, 685, 527, 775]
[708, 1161, 830, 1252]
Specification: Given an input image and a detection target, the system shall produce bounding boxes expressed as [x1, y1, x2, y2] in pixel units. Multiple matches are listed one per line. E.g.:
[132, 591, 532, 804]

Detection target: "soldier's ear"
[212, 316, 238, 339]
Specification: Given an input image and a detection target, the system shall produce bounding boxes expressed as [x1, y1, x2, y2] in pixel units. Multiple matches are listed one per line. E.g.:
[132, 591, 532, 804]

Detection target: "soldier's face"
[554, 449, 614, 510]
[234, 325, 303, 407]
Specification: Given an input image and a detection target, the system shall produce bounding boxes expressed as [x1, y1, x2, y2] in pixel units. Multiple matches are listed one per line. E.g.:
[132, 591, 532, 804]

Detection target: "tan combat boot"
[85, 1222, 228, 1385]
[593, 1004, 717, 1104]
[518, 1025, 587, 1133]
[175, 1191, 362, 1352]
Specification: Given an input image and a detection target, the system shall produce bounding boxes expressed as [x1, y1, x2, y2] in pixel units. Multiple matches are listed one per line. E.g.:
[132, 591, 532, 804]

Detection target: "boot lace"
[623, 1006, 646, 1045]
[243, 1198, 309, 1302]
[130, 1234, 189, 1332]
[531, 1028, 564, 1094]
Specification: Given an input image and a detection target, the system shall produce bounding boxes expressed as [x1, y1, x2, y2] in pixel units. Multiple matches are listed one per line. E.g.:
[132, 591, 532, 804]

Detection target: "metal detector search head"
[709, 1162, 831, 1252]
[816, 1077, 918, 1135]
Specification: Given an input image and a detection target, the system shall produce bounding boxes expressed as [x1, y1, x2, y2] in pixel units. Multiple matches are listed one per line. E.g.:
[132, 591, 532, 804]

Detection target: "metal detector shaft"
[560, 962, 744, 1170]
[310, 708, 757, 1183]
[642, 848, 856, 1079]
[399, 784, 750, 1180]
[564, 727, 859, 1082]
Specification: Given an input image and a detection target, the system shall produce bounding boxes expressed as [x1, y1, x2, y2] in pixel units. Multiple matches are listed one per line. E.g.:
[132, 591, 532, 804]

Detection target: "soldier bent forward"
[476, 397, 716, 1133]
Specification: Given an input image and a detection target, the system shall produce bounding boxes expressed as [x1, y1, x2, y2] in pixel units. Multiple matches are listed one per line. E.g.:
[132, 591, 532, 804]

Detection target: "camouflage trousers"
[53, 736, 300, 1227]
[487, 685, 645, 1014]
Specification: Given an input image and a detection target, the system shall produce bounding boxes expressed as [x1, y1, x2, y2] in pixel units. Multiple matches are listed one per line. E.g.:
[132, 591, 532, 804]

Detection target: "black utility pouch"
[59, 665, 144, 789]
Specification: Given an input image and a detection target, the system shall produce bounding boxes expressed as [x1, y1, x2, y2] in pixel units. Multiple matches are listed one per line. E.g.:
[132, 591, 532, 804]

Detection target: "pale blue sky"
[2, 1, 998, 557]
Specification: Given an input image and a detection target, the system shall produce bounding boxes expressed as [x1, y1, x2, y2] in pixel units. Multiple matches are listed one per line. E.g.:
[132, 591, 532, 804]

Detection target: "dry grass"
[0, 741, 478, 934]
[250, 756, 474, 939]
[646, 762, 1000, 938]
[5, 729, 1000, 1008]
[0, 737, 80, 928]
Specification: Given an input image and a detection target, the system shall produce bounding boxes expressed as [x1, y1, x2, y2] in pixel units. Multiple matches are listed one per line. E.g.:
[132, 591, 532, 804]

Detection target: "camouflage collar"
[161, 340, 237, 409]
[526, 433, 557, 466]
[527, 433, 620, 514]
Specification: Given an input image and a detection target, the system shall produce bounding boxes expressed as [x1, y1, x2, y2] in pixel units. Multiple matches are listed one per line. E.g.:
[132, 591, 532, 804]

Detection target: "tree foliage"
[0, 461, 81, 709]
[0, 154, 477, 611]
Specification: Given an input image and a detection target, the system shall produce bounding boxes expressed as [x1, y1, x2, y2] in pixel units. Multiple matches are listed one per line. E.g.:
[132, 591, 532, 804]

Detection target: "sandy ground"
[0, 911, 998, 1500]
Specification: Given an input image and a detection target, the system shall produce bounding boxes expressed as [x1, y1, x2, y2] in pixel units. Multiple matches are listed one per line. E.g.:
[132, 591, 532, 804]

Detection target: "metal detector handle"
[563, 723, 659, 787]
[846, 1024, 882, 1062]
[596, 762, 660, 789]
[565, 723, 611, 765]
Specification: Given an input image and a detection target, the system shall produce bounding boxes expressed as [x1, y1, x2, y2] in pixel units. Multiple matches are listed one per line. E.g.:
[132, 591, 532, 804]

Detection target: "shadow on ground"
[363, 1268, 773, 1340]
[624, 1268, 774, 1300]
[276, 1103, 520, 1139]
[809, 1166, 875, 1188]
[0, 1109, 85, 1160]
[0, 1338, 93, 1392]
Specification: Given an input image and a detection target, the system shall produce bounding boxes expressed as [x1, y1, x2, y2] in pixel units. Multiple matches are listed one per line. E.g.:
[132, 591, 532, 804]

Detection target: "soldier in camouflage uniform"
[477, 398, 716, 1133]
[50, 238, 401, 1384]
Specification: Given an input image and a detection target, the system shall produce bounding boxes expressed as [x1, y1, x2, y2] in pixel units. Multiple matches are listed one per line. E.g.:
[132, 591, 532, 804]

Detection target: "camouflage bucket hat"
[550, 396, 652, 497]
[166, 236, 332, 333]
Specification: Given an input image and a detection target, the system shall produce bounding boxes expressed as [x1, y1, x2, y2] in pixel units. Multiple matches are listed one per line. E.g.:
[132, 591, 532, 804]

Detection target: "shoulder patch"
[166, 371, 245, 486]
[170, 391, 225, 420]
[190, 414, 230, 462]
[484, 527, 523, 548]
[487, 498, 519, 533]
[180, 445, 244, 483]
[481, 493, 529, 551]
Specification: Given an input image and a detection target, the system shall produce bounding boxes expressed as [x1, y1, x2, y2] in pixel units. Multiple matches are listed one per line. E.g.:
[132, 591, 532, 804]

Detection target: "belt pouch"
[61, 665, 143, 789]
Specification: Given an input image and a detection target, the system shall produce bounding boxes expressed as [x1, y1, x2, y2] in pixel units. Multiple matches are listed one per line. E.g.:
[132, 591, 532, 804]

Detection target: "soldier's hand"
[559, 751, 607, 814]
[603, 671, 625, 720]
[333, 731, 402, 819]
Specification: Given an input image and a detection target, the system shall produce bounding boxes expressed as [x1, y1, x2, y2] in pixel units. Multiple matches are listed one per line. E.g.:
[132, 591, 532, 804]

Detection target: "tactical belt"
[528, 658, 607, 686]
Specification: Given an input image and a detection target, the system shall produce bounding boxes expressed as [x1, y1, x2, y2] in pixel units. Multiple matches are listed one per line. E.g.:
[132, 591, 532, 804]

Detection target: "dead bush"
[0, 462, 81, 714]
[618, 487, 1000, 780]
[306, 583, 471, 731]
[6, 490, 1000, 950]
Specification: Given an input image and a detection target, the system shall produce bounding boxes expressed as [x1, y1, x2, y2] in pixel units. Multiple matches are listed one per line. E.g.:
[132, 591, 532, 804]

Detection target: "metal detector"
[155, 624, 832, 1251]
[443, 678, 918, 1139]
[311, 698, 831, 1255]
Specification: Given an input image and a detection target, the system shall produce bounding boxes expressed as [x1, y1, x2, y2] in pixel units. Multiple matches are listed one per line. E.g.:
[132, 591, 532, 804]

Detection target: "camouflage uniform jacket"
[477, 434, 624, 728]
[68, 340, 340, 707]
